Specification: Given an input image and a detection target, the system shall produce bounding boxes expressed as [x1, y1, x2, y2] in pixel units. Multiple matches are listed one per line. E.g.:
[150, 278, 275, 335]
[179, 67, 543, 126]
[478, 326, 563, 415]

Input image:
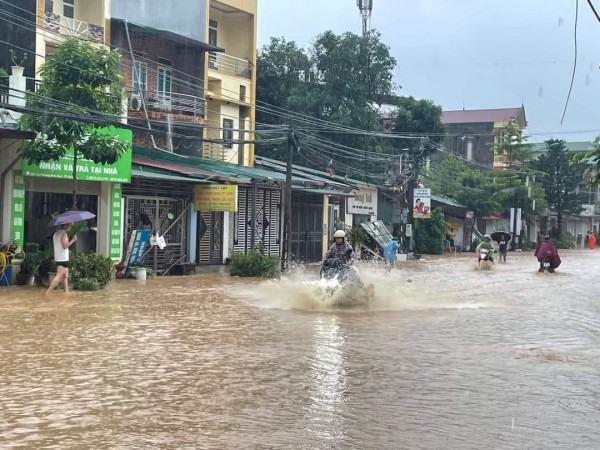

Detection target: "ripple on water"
[1, 252, 600, 448]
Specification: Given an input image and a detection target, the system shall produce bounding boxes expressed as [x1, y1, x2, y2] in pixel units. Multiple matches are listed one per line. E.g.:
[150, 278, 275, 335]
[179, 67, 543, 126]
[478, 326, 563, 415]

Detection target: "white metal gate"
[234, 187, 280, 256]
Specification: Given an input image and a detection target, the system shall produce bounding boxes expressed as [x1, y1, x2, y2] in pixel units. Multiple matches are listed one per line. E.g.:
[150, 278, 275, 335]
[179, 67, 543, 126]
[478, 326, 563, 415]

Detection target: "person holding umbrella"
[46, 210, 95, 294]
[491, 231, 511, 263]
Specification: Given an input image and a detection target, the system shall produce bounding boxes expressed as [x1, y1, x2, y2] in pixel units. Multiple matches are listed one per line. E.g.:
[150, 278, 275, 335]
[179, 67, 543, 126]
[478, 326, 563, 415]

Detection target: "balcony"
[44, 12, 104, 43]
[127, 90, 205, 123]
[208, 53, 252, 79]
[202, 142, 228, 162]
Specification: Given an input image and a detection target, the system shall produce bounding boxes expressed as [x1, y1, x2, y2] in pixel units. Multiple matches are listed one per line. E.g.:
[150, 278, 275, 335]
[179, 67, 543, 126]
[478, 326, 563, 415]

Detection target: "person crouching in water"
[476, 234, 495, 267]
[534, 235, 561, 273]
[324, 230, 354, 264]
[46, 222, 78, 294]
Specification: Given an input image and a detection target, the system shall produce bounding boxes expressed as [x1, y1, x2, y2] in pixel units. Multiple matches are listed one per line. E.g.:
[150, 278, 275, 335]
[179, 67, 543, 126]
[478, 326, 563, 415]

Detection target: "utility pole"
[357, 0, 374, 37]
[282, 128, 294, 271]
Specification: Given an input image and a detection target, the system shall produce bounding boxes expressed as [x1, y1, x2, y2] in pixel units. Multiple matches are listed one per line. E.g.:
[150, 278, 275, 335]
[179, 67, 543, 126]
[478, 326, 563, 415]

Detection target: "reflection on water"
[308, 317, 347, 442]
[1, 250, 600, 448]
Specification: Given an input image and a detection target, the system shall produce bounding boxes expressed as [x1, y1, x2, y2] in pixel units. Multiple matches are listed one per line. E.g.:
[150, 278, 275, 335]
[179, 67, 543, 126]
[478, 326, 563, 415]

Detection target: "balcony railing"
[202, 142, 228, 161]
[127, 90, 205, 120]
[45, 12, 104, 43]
[208, 53, 252, 79]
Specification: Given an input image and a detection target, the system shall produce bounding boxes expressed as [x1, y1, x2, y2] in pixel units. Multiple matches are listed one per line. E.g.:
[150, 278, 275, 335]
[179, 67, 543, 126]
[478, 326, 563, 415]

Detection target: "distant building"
[436, 106, 527, 170]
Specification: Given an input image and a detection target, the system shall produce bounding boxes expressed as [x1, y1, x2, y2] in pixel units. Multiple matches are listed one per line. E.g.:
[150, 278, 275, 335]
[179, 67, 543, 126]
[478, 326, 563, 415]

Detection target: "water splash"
[231, 261, 494, 312]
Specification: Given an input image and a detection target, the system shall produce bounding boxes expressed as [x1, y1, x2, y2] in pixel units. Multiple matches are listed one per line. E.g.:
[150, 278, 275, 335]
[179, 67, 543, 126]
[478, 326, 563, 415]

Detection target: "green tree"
[414, 208, 447, 255]
[531, 139, 586, 237]
[491, 120, 534, 167]
[427, 155, 547, 246]
[21, 37, 128, 209]
[256, 30, 397, 171]
[390, 96, 446, 158]
[571, 135, 600, 184]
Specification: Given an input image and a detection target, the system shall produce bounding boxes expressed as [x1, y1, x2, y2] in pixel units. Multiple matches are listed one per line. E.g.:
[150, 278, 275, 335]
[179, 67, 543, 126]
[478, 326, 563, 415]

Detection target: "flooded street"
[1, 250, 600, 449]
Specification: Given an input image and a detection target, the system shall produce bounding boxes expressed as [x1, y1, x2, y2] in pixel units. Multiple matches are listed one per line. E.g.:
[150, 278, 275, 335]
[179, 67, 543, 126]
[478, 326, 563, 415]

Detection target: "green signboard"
[11, 171, 25, 246]
[110, 183, 123, 259]
[22, 127, 132, 183]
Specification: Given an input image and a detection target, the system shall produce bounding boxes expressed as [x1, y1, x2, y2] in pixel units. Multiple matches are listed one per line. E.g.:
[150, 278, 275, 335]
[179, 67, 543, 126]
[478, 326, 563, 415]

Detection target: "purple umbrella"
[48, 210, 96, 227]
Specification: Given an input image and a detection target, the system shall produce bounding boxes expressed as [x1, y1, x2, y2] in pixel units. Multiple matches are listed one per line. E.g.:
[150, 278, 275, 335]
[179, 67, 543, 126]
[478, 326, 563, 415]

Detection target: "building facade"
[436, 107, 527, 170]
[204, 0, 256, 167]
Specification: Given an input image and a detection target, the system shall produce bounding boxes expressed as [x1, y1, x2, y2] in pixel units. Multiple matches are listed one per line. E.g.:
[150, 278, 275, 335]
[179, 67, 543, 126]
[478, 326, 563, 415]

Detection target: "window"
[157, 59, 172, 105]
[63, 0, 74, 18]
[45, 0, 53, 14]
[239, 85, 246, 102]
[223, 119, 234, 148]
[208, 20, 218, 68]
[132, 60, 147, 94]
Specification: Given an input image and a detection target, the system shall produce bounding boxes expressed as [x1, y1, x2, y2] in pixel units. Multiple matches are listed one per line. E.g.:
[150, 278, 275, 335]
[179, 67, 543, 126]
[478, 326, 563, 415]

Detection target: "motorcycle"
[319, 256, 373, 308]
[478, 248, 492, 270]
[539, 257, 554, 273]
[320, 257, 362, 286]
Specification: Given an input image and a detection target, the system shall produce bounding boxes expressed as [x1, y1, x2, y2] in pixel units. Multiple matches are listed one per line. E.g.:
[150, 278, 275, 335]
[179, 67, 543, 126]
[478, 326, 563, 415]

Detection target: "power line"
[561, 0, 579, 125]
[587, 0, 600, 22]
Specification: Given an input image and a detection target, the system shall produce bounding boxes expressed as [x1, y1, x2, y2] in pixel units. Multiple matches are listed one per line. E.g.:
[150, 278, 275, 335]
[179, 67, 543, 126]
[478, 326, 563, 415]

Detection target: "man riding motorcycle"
[476, 234, 495, 267]
[321, 230, 357, 282]
[324, 230, 354, 264]
[534, 235, 561, 273]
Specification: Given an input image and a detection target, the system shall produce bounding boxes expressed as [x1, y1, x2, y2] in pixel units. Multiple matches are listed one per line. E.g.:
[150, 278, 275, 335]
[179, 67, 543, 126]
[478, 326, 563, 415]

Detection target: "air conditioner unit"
[129, 94, 142, 111]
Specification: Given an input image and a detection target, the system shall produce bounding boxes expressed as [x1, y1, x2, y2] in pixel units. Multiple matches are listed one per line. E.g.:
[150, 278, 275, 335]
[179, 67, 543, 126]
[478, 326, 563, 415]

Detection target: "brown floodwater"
[1, 250, 600, 449]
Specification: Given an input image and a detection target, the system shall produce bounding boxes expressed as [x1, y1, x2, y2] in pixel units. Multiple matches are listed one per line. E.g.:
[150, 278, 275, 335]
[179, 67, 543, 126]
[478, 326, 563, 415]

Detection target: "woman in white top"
[46, 223, 78, 294]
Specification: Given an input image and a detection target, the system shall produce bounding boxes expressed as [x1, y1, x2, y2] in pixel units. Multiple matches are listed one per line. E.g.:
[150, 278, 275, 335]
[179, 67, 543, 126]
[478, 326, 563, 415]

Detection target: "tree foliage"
[256, 31, 445, 183]
[571, 135, 600, 184]
[21, 38, 128, 208]
[427, 154, 547, 224]
[491, 120, 534, 166]
[531, 139, 587, 235]
[414, 208, 446, 255]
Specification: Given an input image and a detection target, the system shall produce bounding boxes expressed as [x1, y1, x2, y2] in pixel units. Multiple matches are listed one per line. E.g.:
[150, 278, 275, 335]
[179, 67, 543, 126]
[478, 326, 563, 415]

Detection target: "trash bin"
[0, 265, 13, 286]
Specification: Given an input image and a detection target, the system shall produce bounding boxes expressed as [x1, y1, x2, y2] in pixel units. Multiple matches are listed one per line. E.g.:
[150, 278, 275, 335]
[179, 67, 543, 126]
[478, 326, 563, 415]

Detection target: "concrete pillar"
[188, 208, 197, 264]
[222, 211, 231, 263]
[321, 194, 329, 258]
[8, 66, 26, 120]
[97, 182, 112, 257]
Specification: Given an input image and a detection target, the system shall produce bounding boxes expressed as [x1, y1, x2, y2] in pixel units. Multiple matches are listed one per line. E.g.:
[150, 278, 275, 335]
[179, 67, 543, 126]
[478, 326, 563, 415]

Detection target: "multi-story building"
[436, 106, 527, 170]
[204, 0, 256, 167]
[0, 0, 127, 261]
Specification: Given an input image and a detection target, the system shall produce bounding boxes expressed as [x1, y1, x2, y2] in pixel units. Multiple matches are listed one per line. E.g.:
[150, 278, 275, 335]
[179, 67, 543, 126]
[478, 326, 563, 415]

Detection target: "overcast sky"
[257, 0, 600, 143]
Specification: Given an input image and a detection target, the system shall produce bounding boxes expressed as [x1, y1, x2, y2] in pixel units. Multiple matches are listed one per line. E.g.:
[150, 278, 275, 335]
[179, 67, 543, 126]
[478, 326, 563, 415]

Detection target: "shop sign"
[194, 184, 238, 212]
[413, 188, 431, 219]
[347, 188, 377, 215]
[110, 183, 123, 260]
[22, 127, 132, 183]
[11, 171, 25, 245]
[124, 229, 150, 272]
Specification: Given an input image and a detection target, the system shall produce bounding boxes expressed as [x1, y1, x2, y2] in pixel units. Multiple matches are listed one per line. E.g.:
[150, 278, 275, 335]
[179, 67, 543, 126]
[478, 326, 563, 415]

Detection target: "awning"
[133, 156, 242, 184]
[112, 18, 224, 53]
[300, 188, 356, 197]
[132, 164, 213, 184]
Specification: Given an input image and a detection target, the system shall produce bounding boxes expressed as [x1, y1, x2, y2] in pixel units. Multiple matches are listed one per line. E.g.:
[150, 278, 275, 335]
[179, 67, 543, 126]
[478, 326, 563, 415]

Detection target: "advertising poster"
[413, 188, 431, 219]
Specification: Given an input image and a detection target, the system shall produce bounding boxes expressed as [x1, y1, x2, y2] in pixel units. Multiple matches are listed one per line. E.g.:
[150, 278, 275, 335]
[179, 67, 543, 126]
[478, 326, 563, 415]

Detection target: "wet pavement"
[1, 250, 600, 449]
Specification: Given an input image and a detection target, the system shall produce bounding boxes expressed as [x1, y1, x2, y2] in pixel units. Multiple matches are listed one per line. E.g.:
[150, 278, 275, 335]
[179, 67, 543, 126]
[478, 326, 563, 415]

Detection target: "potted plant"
[71, 252, 114, 290]
[129, 261, 147, 280]
[9, 49, 28, 77]
[17, 253, 40, 286]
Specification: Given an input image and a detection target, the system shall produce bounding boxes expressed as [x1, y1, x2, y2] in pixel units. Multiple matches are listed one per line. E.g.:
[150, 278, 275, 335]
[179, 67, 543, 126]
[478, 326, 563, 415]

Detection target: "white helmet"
[333, 230, 346, 238]
[484, 234, 491, 241]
